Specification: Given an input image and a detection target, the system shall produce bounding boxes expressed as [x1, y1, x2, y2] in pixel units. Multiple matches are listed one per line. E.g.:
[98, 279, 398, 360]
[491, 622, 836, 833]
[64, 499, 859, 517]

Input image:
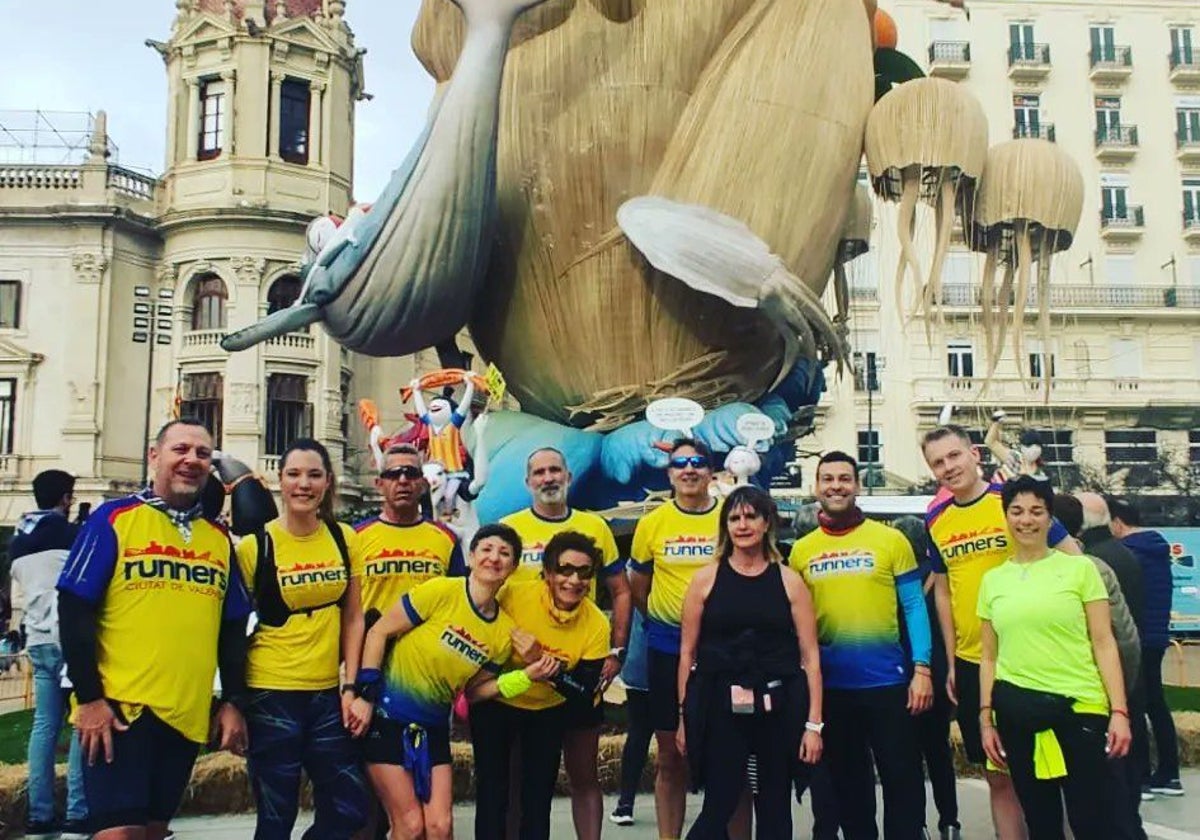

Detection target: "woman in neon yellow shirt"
[236, 438, 370, 840]
[978, 476, 1132, 840]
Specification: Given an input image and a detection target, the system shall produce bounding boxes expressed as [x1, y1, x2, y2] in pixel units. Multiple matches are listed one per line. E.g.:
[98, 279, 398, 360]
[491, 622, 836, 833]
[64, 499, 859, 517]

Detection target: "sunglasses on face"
[380, 466, 423, 481]
[550, 563, 596, 581]
[669, 455, 710, 470]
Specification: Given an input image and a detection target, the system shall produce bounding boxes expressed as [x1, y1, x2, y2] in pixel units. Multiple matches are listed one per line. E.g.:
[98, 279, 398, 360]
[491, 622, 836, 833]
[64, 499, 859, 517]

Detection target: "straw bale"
[414, 0, 874, 428]
[971, 139, 1085, 251]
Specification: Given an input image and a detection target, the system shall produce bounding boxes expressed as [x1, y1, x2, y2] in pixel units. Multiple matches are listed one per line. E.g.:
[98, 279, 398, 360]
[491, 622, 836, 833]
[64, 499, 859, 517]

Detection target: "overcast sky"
[0, 1, 433, 200]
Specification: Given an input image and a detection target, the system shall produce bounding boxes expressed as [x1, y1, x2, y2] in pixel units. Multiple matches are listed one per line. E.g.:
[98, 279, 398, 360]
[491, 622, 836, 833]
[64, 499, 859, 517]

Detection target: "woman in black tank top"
[676, 486, 824, 839]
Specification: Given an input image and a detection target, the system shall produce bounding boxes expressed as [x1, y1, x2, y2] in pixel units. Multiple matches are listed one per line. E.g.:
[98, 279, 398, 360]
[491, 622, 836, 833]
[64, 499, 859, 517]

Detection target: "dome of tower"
[196, 0, 326, 21]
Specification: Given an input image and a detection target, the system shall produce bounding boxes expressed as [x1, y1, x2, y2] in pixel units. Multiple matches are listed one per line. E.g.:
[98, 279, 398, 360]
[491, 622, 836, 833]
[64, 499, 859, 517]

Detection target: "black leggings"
[617, 689, 653, 810]
[1133, 646, 1180, 782]
[686, 690, 804, 840]
[996, 711, 1115, 840]
[470, 700, 567, 840]
[915, 690, 959, 830]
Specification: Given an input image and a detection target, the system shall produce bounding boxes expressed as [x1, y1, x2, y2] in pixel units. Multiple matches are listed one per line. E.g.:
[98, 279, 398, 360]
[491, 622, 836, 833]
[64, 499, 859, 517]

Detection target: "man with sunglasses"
[501, 447, 630, 840]
[355, 444, 467, 629]
[628, 439, 721, 840]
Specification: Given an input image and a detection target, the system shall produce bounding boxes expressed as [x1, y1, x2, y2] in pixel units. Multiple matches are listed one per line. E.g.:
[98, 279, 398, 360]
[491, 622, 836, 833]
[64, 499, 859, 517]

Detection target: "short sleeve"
[403, 577, 452, 626]
[597, 522, 623, 577]
[891, 530, 919, 580]
[786, 539, 808, 580]
[976, 571, 993, 621]
[446, 540, 467, 577]
[235, 534, 259, 598]
[1077, 558, 1108, 604]
[1048, 517, 1070, 548]
[584, 609, 612, 660]
[341, 524, 366, 578]
[57, 504, 121, 603]
[629, 517, 653, 573]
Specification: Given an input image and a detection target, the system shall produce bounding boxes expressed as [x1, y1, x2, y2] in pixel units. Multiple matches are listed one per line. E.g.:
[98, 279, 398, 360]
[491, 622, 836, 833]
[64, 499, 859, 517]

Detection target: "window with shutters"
[0, 281, 20, 329]
[0, 379, 15, 454]
[265, 374, 312, 455]
[947, 340, 974, 378]
[180, 373, 223, 449]
[1184, 179, 1200, 226]
[1105, 429, 1158, 476]
[279, 79, 311, 165]
[190, 275, 227, 331]
[198, 79, 226, 161]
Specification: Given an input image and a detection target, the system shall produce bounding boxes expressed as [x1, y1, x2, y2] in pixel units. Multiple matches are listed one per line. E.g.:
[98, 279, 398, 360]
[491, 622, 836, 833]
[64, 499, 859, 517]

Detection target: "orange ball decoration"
[874, 7, 898, 50]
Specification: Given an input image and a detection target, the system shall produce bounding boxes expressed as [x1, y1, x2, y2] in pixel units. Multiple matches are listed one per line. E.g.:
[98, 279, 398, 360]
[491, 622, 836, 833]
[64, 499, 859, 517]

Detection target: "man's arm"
[628, 567, 651, 614]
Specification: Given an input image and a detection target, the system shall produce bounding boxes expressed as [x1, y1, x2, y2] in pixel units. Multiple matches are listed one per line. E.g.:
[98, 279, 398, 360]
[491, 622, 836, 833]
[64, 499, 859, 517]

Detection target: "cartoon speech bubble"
[735, 412, 776, 447]
[646, 397, 705, 435]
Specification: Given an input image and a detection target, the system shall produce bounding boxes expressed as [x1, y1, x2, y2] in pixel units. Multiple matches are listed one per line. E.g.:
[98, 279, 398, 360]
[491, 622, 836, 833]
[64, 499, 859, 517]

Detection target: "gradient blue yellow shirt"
[500, 507, 622, 600]
[926, 483, 1068, 664]
[790, 519, 920, 689]
[380, 576, 514, 728]
[354, 516, 465, 616]
[57, 495, 251, 743]
[629, 500, 720, 654]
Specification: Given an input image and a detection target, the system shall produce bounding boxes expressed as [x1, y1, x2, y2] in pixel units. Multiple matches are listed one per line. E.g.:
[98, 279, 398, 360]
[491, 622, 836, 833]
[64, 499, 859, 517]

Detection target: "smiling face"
[815, 459, 859, 516]
[668, 445, 712, 500]
[526, 449, 570, 509]
[923, 433, 982, 498]
[427, 397, 453, 427]
[149, 422, 214, 509]
[1005, 491, 1052, 553]
[279, 448, 330, 518]
[545, 547, 594, 610]
[376, 450, 426, 519]
[470, 534, 518, 586]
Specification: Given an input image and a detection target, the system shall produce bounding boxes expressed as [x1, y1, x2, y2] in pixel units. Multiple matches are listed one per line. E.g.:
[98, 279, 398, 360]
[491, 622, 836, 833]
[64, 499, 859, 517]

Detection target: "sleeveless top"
[696, 561, 801, 687]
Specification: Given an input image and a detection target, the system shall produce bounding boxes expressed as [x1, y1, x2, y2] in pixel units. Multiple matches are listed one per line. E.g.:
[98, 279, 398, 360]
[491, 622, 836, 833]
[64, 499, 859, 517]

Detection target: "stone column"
[185, 77, 201, 160]
[269, 71, 285, 162]
[308, 81, 325, 166]
[221, 69, 237, 154]
[224, 257, 268, 469]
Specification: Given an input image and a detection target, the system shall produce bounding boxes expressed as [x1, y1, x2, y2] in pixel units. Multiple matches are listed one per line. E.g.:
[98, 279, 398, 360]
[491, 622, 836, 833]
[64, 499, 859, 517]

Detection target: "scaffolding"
[0, 109, 119, 166]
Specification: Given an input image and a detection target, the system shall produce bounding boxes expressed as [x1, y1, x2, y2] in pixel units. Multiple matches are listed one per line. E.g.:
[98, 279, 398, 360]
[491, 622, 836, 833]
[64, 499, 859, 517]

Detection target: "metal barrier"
[0, 652, 34, 710]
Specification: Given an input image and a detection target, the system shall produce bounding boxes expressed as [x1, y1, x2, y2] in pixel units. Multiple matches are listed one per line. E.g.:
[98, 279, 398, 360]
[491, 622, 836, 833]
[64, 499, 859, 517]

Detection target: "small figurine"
[984, 410, 1047, 482]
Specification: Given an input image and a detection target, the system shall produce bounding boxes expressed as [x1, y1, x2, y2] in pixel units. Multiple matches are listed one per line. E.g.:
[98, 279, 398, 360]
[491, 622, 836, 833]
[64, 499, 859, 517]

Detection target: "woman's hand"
[511, 628, 544, 664]
[981, 724, 1007, 769]
[1107, 712, 1132, 759]
[524, 653, 560, 682]
[675, 720, 687, 756]
[799, 730, 823, 764]
[345, 696, 373, 738]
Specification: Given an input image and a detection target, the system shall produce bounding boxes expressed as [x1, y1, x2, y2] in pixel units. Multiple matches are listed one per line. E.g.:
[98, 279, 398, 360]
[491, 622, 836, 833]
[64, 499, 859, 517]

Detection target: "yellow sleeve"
[235, 535, 259, 596]
[584, 606, 612, 660]
[339, 523, 366, 578]
[786, 538, 808, 580]
[405, 577, 452, 624]
[630, 515, 654, 568]
[596, 520, 619, 567]
[891, 529, 918, 577]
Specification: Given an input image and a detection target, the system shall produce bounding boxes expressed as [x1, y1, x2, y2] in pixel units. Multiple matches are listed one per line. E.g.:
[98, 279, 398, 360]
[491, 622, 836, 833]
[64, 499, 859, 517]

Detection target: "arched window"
[191, 275, 227, 331]
[267, 275, 303, 314]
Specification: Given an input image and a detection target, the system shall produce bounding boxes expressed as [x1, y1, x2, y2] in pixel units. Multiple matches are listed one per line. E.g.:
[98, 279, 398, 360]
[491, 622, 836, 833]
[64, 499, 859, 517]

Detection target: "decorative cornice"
[230, 256, 266, 284]
[72, 252, 109, 284]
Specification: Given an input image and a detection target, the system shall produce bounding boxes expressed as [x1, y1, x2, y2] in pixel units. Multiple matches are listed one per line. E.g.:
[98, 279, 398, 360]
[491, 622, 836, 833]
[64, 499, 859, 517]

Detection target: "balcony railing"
[261, 455, 281, 475]
[1089, 45, 1132, 69]
[1013, 123, 1056, 142]
[939, 283, 1200, 309]
[1170, 48, 1200, 77]
[1095, 125, 1138, 148]
[1185, 212, 1200, 234]
[928, 40, 971, 74]
[106, 165, 157, 200]
[1179, 131, 1200, 152]
[914, 375, 1200, 406]
[181, 329, 226, 349]
[1008, 43, 1051, 68]
[265, 331, 316, 352]
[1100, 206, 1145, 229]
[0, 163, 158, 202]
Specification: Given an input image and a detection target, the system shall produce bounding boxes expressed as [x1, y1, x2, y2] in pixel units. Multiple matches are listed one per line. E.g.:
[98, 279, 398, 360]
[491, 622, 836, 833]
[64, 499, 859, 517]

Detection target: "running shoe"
[1140, 783, 1156, 802]
[1149, 778, 1184, 797]
[608, 806, 634, 826]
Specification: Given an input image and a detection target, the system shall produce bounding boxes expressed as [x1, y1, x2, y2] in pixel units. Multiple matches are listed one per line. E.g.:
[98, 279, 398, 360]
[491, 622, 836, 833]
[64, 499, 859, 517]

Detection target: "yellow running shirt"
[629, 500, 720, 654]
[381, 576, 515, 727]
[500, 507, 622, 600]
[926, 483, 1067, 664]
[355, 516, 465, 617]
[496, 580, 610, 711]
[57, 495, 252, 744]
[237, 520, 365, 691]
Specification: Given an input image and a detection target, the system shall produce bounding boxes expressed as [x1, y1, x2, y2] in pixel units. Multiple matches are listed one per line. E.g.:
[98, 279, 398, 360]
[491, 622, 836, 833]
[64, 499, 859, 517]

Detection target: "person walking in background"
[790, 453, 931, 840]
[236, 438, 370, 839]
[1053, 494, 1146, 840]
[979, 477, 1131, 839]
[678, 486, 823, 839]
[611, 607, 653, 827]
[10, 469, 88, 839]
[1107, 497, 1183, 798]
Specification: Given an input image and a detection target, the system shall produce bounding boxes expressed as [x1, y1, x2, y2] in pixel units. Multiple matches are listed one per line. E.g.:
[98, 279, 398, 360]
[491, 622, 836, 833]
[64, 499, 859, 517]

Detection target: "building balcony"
[1099, 207, 1145, 241]
[1089, 46, 1133, 82]
[1185, 212, 1200, 244]
[928, 41, 971, 79]
[938, 283, 1199, 313]
[1094, 125, 1138, 162]
[1013, 123, 1055, 143]
[1008, 44, 1051, 80]
[1179, 132, 1200, 165]
[263, 330, 317, 361]
[261, 455, 281, 475]
[912, 375, 1200, 409]
[178, 329, 228, 360]
[1170, 49, 1200, 84]
[0, 452, 22, 479]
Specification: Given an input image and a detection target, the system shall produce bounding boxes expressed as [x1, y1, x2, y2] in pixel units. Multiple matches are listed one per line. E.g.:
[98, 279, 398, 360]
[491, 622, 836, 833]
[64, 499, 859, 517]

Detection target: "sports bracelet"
[1111, 708, 1129, 718]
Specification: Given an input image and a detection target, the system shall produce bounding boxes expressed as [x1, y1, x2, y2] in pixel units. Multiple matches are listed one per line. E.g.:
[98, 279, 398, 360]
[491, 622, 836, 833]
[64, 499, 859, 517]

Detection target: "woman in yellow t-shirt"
[236, 438, 370, 840]
[977, 476, 1131, 840]
[468, 530, 612, 840]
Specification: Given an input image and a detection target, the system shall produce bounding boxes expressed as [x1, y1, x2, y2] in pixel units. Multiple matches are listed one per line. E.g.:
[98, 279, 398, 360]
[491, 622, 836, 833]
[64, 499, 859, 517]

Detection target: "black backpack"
[252, 520, 351, 628]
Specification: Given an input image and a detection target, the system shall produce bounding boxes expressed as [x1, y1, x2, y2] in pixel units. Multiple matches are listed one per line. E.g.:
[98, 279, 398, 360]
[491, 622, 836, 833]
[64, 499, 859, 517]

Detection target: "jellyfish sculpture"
[966, 139, 1084, 387]
[832, 183, 873, 342]
[864, 77, 988, 326]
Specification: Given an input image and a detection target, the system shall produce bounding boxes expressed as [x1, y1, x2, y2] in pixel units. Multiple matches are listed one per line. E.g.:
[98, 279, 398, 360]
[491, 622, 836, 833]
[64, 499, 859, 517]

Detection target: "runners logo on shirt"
[941, 528, 1008, 561]
[807, 550, 876, 577]
[662, 536, 716, 561]
[440, 625, 491, 666]
[279, 561, 347, 589]
[365, 548, 445, 578]
[122, 542, 227, 593]
[519, 542, 547, 567]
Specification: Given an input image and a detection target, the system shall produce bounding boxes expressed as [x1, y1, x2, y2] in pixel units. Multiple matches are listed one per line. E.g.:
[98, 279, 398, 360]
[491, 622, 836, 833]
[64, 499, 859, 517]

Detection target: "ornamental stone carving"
[228, 382, 259, 420]
[230, 256, 266, 286]
[66, 380, 97, 418]
[72, 252, 108, 284]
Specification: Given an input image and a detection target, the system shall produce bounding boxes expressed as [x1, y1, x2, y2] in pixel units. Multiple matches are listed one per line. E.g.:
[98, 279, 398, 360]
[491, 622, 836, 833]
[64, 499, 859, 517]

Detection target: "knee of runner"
[396, 806, 425, 838]
[425, 809, 453, 840]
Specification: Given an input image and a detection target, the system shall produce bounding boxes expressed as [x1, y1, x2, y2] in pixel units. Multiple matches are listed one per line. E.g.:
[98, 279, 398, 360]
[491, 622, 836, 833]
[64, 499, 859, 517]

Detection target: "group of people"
[3, 416, 1185, 840]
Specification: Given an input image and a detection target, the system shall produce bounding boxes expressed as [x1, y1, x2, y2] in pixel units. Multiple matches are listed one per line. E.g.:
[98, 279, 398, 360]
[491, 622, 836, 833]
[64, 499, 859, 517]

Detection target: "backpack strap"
[324, 519, 352, 607]
[252, 527, 292, 628]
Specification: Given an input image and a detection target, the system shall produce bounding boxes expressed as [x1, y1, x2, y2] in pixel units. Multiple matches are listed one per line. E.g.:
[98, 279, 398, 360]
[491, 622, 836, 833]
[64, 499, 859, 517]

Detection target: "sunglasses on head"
[380, 465, 423, 481]
[669, 455, 710, 470]
[551, 562, 596, 581]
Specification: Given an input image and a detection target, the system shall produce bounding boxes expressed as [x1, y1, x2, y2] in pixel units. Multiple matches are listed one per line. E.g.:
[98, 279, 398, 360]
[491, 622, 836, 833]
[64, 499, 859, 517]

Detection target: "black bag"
[252, 520, 352, 628]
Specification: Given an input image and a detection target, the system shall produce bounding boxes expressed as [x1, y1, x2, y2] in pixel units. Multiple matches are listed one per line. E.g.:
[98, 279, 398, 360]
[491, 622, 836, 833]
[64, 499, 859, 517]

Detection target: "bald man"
[1075, 493, 1144, 626]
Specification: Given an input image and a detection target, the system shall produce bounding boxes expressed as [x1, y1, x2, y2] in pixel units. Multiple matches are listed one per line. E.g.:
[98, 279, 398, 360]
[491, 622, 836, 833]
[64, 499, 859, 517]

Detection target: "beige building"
[804, 0, 1200, 495]
[0, 0, 449, 525]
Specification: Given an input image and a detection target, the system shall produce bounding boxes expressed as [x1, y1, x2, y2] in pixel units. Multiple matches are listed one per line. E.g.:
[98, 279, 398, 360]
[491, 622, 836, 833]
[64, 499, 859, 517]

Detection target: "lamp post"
[133, 286, 175, 484]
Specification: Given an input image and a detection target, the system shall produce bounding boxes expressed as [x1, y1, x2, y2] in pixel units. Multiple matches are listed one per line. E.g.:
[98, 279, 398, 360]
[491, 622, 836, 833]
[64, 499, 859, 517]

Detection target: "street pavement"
[168, 772, 1200, 839]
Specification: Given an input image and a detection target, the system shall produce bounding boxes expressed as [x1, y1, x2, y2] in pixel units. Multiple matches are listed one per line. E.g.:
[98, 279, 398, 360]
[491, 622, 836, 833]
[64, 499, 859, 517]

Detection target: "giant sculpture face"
[413, 0, 875, 430]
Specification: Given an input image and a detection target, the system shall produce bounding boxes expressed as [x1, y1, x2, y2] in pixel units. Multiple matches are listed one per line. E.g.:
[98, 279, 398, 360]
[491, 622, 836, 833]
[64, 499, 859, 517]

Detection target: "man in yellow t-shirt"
[356, 444, 466, 623]
[499, 446, 629, 840]
[57, 419, 251, 838]
[921, 424, 1075, 840]
[628, 438, 720, 840]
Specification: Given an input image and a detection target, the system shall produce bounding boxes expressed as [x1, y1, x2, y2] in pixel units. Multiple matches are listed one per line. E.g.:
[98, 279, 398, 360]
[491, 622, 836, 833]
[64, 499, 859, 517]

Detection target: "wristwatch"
[340, 683, 358, 697]
[609, 646, 627, 663]
[805, 720, 825, 734]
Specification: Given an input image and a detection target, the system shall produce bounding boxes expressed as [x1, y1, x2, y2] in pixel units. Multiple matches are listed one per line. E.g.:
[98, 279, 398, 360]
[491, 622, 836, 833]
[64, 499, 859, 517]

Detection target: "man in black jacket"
[1076, 492, 1145, 627]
